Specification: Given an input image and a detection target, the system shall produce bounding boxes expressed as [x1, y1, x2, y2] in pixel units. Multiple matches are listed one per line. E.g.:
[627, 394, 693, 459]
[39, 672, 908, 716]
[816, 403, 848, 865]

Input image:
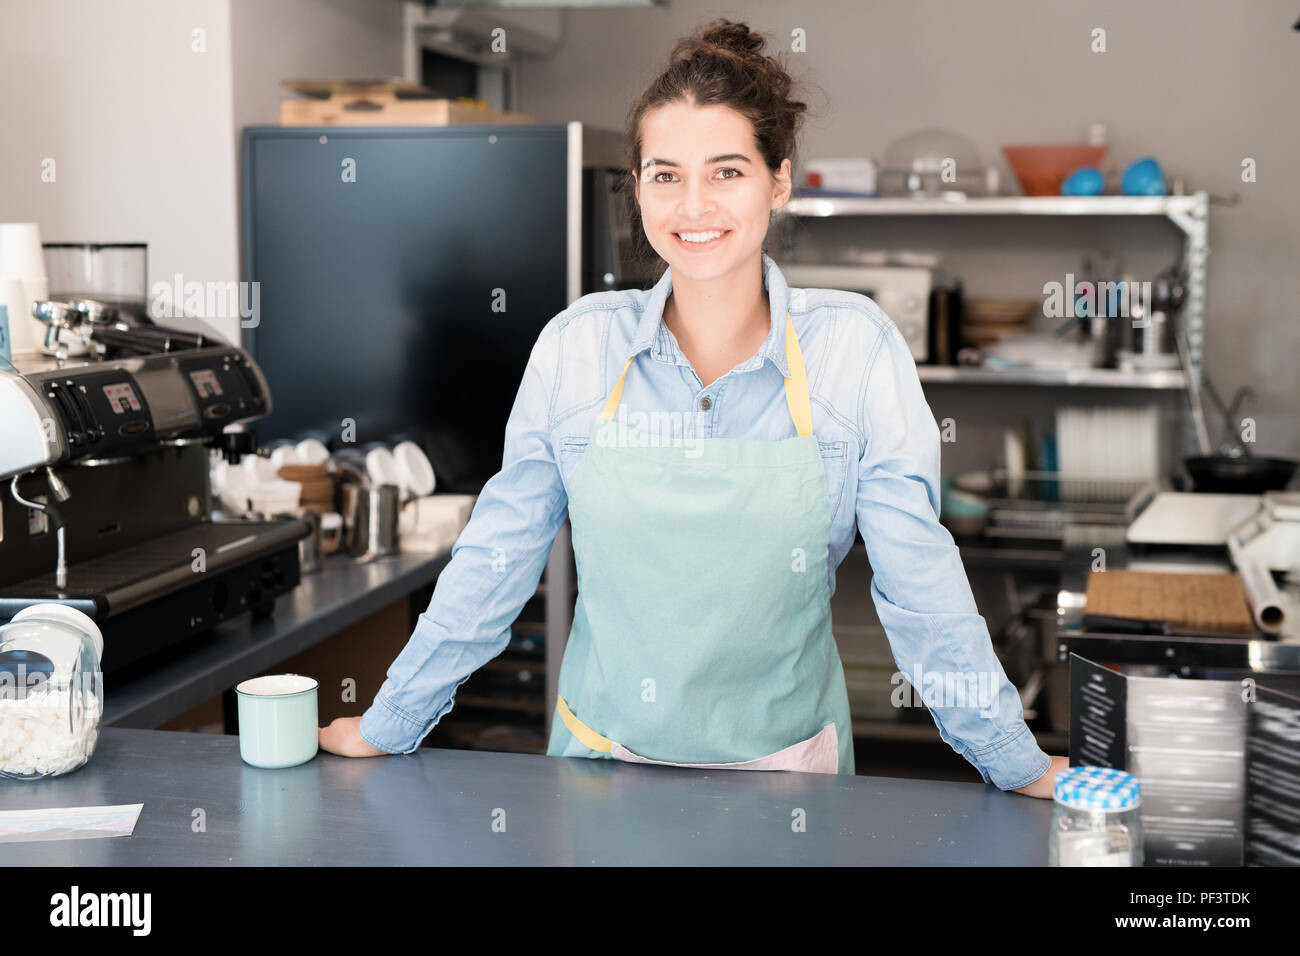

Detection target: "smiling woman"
[622, 20, 814, 385]
[327, 17, 1065, 799]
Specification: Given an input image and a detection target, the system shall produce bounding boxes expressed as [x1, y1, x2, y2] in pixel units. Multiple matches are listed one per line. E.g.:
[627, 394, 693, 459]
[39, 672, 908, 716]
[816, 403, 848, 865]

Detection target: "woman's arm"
[854, 319, 1060, 795]
[321, 317, 568, 756]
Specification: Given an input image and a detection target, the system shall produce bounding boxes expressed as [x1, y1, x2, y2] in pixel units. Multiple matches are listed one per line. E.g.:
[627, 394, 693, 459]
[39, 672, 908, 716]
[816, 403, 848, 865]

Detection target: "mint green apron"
[546, 312, 855, 774]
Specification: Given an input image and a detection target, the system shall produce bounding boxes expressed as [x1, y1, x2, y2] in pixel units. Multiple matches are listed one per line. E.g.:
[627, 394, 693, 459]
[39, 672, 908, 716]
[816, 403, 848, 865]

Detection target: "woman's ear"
[771, 157, 793, 210]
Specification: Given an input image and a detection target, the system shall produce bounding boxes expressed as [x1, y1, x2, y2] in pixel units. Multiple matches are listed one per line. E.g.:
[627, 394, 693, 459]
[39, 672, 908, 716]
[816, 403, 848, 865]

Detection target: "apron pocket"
[608, 723, 839, 775]
[817, 440, 848, 520]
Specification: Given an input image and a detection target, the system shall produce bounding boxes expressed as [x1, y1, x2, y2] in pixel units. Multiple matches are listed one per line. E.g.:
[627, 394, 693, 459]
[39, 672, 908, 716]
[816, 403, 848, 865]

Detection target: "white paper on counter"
[0, 803, 143, 843]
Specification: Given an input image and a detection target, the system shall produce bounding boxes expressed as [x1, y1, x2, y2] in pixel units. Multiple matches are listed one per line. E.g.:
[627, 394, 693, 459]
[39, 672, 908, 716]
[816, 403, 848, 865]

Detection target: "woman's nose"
[677, 180, 718, 218]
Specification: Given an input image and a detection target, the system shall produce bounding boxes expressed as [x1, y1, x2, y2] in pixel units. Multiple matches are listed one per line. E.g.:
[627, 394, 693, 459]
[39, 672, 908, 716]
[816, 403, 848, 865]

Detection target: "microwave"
[778, 264, 932, 363]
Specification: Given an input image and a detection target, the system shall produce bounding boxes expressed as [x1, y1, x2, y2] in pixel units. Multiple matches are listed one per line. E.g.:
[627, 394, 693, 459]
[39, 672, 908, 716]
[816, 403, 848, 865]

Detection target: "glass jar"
[0, 604, 104, 779]
[1049, 765, 1143, 866]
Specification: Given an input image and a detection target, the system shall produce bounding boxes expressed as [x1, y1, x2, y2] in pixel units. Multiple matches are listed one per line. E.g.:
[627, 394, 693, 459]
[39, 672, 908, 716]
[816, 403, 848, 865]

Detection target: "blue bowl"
[1061, 166, 1104, 196]
[1121, 157, 1165, 196]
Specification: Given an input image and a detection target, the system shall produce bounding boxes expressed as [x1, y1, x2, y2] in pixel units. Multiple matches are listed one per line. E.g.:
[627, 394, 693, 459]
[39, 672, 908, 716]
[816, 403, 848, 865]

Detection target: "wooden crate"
[279, 79, 532, 127]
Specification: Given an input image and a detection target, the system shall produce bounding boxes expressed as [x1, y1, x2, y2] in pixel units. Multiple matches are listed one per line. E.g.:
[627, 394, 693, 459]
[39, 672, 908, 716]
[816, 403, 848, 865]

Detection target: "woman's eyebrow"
[644, 153, 753, 168]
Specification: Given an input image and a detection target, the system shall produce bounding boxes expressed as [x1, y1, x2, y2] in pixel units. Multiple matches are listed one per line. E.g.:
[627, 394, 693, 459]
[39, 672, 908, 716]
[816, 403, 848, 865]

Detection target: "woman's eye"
[650, 168, 740, 183]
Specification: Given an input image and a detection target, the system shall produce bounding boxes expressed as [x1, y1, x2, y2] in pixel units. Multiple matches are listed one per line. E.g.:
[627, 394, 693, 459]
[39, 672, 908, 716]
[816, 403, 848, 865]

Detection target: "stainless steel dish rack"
[961, 469, 1155, 540]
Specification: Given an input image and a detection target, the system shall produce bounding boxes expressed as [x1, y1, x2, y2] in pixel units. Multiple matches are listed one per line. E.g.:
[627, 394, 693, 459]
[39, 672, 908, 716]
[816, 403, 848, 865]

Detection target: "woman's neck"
[663, 258, 772, 388]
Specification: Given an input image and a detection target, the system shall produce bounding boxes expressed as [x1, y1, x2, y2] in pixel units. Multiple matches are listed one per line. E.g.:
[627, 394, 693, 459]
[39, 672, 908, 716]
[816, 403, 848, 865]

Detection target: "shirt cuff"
[358, 693, 436, 755]
[963, 723, 1053, 791]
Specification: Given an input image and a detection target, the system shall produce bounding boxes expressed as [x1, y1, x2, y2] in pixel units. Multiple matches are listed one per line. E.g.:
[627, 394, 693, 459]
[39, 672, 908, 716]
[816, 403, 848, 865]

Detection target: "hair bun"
[695, 19, 765, 61]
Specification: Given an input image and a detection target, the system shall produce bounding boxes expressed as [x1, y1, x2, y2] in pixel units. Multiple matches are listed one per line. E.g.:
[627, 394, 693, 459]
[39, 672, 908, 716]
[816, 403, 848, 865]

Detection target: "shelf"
[779, 194, 1206, 220]
[916, 366, 1186, 389]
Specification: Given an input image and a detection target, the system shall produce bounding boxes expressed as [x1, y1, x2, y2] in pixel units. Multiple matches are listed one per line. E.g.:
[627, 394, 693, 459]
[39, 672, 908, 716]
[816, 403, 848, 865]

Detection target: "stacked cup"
[0, 223, 50, 361]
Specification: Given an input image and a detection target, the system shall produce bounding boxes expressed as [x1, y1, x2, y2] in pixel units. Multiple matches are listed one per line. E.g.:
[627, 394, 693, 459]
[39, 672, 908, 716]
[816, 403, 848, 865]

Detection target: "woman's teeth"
[676, 230, 728, 244]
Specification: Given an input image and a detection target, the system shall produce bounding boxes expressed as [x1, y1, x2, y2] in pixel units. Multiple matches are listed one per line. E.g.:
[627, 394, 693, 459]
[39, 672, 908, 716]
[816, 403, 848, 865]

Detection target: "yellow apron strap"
[599, 355, 636, 421]
[556, 695, 613, 753]
[600, 311, 812, 436]
[782, 312, 813, 438]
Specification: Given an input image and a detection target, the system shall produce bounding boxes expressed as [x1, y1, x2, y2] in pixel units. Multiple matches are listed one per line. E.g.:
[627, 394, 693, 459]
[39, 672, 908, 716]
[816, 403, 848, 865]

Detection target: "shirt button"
[699, 395, 712, 411]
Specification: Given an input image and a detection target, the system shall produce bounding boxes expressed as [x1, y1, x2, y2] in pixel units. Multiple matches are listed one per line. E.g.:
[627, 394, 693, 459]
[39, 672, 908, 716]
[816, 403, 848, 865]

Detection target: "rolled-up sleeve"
[854, 321, 1051, 790]
[359, 318, 569, 754]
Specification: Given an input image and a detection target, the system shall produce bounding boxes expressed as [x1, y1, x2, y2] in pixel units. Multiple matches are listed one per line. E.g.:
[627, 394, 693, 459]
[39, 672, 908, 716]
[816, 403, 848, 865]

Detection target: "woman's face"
[634, 100, 791, 282]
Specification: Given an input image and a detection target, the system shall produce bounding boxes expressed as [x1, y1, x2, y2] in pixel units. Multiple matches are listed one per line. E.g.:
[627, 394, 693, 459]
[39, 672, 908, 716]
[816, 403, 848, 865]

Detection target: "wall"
[228, 0, 403, 346]
[516, 0, 1300, 460]
[0, 0, 238, 338]
[0, 0, 403, 347]
[230, 0, 403, 134]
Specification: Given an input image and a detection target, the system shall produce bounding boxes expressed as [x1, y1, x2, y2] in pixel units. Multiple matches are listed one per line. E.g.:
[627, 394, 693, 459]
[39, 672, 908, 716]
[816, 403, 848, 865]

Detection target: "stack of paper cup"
[0, 223, 50, 359]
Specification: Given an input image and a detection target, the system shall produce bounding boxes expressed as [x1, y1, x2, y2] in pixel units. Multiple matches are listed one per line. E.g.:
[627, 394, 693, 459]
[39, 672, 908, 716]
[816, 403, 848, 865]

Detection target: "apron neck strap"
[600, 311, 813, 437]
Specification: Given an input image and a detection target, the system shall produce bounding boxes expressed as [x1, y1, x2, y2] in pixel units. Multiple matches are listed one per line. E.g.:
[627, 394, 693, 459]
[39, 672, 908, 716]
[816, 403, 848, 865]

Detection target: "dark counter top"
[0, 728, 1053, 866]
[103, 550, 450, 729]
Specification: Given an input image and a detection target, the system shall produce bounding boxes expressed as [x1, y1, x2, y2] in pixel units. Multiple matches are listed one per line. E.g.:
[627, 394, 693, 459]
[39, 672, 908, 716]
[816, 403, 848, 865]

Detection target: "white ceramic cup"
[0, 223, 46, 279]
[235, 674, 319, 769]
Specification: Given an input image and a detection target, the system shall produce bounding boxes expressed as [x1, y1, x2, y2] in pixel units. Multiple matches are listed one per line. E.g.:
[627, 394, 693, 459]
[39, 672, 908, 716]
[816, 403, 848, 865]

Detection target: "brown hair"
[622, 18, 818, 269]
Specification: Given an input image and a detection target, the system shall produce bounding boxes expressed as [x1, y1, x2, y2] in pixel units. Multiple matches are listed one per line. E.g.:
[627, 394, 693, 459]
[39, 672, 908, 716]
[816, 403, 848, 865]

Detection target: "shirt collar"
[631, 252, 792, 378]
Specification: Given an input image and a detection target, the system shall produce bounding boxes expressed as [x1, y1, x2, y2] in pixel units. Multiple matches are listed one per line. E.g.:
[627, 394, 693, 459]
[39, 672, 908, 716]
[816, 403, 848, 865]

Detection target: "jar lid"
[9, 604, 104, 667]
[1053, 765, 1141, 810]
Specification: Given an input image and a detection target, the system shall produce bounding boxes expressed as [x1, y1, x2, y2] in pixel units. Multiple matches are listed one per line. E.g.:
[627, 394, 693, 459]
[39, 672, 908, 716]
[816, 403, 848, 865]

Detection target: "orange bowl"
[1002, 144, 1108, 196]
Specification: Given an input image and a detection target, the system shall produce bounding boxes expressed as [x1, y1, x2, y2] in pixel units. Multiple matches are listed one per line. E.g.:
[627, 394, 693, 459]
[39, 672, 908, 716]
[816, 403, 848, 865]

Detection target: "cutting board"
[1126, 492, 1261, 545]
[1084, 568, 1255, 633]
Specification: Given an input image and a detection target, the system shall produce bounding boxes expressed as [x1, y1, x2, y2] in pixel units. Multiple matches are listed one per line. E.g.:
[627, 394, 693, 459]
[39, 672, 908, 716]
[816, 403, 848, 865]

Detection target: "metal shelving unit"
[774, 192, 1211, 452]
[916, 366, 1186, 388]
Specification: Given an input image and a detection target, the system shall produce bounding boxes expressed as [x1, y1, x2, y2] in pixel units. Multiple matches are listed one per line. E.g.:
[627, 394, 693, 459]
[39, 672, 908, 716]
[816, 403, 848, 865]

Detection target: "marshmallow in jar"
[0, 604, 104, 779]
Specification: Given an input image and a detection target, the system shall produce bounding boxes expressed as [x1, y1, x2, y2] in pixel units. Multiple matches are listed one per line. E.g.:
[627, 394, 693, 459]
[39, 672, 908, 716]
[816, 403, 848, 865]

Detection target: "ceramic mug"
[235, 674, 319, 768]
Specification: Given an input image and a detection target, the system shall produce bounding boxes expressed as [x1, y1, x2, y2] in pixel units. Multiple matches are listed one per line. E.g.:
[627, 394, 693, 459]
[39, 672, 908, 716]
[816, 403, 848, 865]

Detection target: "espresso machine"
[0, 299, 308, 674]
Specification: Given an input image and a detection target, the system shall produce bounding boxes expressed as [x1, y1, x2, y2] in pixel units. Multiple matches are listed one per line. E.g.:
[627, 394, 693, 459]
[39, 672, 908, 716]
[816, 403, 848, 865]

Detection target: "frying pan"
[1177, 329, 1297, 493]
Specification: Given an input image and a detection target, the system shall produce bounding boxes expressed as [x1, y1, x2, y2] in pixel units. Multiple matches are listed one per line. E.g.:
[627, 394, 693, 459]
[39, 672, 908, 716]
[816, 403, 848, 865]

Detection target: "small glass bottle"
[1049, 765, 1143, 866]
[0, 604, 104, 779]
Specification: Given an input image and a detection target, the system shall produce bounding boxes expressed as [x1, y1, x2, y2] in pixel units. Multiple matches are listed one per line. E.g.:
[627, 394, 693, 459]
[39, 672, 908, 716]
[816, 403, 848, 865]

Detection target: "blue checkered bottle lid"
[1053, 765, 1142, 811]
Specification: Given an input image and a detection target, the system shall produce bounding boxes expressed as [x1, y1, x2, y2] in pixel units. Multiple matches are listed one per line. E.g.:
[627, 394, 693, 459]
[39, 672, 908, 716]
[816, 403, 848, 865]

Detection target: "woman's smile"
[674, 229, 731, 250]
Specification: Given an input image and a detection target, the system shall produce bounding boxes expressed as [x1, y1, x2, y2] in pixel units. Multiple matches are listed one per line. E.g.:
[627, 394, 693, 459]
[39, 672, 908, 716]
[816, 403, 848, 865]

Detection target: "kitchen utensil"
[0, 223, 47, 284]
[1126, 492, 1263, 546]
[1184, 456, 1297, 495]
[319, 512, 343, 553]
[0, 604, 104, 779]
[340, 481, 370, 557]
[1049, 767, 1142, 867]
[880, 128, 986, 198]
[1084, 568, 1255, 634]
[296, 437, 330, 464]
[241, 453, 278, 482]
[42, 243, 147, 302]
[0, 277, 39, 358]
[1121, 157, 1166, 196]
[365, 446, 401, 487]
[394, 440, 436, 496]
[1061, 166, 1104, 196]
[362, 483, 402, 559]
[247, 478, 302, 517]
[297, 509, 323, 574]
[275, 462, 334, 511]
[1002, 144, 1108, 196]
[982, 333, 1094, 370]
[963, 299, 1039, 324]
[940, 483, 989, 536]
[269, 443, 300, 470]
[235, 674, 319, 769]
[1179, 360, 1298, 493]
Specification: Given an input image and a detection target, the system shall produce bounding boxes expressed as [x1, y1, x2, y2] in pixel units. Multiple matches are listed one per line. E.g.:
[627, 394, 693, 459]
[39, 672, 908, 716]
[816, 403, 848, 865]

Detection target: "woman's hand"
[1013, 754, 1070, 798]
[319, 716, 390, 757]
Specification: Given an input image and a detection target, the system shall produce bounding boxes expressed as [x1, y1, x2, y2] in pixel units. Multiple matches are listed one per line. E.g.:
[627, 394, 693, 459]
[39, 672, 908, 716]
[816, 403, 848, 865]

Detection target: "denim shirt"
[359, 253, 1052, 791]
